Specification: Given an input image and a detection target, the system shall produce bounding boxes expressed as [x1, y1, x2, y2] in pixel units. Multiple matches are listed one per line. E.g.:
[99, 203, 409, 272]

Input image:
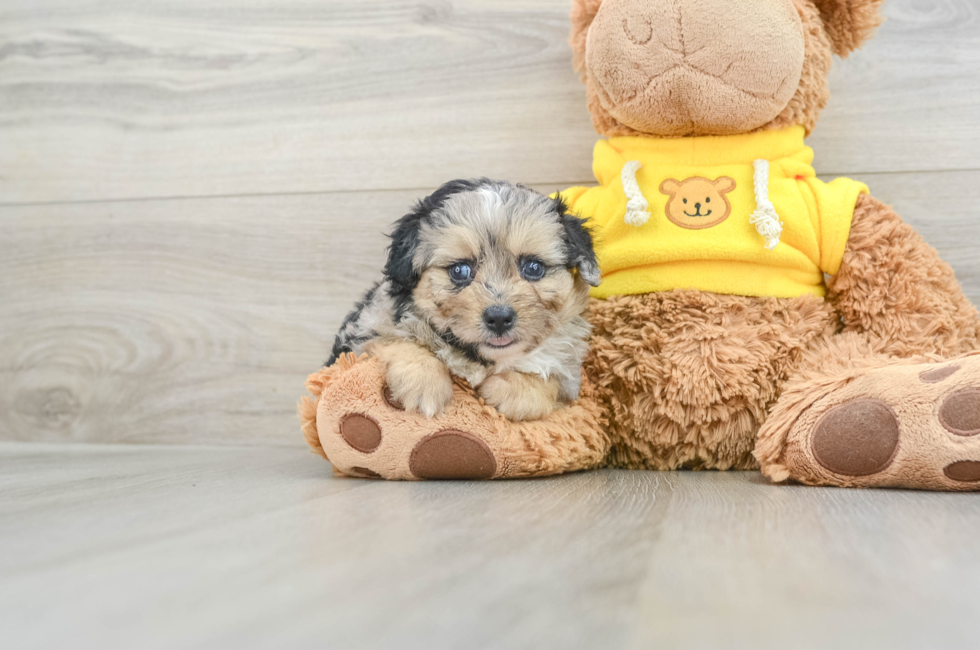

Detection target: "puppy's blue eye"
[520, 259, 546, 282]
[448, 263, 473, 284]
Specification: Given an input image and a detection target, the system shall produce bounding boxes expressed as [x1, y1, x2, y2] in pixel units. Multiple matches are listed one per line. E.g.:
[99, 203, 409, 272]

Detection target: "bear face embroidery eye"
[519, 258, 547, 282]
[448, 262, 474, 284]
[683, 198, 688, 204]
[705, 197, 711, 203]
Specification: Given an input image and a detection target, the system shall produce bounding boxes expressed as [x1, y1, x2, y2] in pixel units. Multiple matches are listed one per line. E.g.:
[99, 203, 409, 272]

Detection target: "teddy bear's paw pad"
[339, 413, 383, 453]
[920, 364, 961, 384]
[811, 398, 900, 477]
[348, 466, 382, 478]
[944, 461, 980, 483]
[382, 385, 405, 411]
[939, 388, 980, 437]
[409, 430, 497, 480]
[766, 354, 980, 490]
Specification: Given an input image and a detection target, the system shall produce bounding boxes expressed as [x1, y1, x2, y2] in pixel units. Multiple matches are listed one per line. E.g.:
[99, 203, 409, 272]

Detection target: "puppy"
[326, 178, 601, 421]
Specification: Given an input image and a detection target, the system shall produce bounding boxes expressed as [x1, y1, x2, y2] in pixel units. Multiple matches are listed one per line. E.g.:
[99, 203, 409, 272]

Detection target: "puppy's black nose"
[483, 305, 516, 335]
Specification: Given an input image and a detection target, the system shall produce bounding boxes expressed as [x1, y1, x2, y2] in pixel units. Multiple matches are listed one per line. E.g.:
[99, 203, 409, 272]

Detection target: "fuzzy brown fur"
[584, 290, 839, 470]
[829, 194, 980, 359]
[813, 0, 886, 57]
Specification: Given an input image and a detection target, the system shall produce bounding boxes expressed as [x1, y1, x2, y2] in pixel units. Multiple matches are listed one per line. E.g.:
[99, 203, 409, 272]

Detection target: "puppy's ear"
[812, 0, 885, 57]
[570, 0, 605, 80]
[555, 194, 601, 287]
[385, 179, 484, 293]
[384, 210, 424, 292]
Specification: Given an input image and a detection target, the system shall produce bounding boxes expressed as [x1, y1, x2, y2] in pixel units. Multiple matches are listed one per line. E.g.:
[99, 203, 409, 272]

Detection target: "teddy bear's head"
[570, 0, 884, 138]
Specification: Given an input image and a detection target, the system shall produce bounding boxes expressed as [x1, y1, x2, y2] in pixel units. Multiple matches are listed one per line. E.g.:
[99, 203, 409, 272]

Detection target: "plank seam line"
[2, 168, 979, 208]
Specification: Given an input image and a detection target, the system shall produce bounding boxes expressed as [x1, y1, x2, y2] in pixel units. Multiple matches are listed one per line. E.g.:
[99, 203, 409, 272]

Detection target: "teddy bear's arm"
[827, 193, 980, 358]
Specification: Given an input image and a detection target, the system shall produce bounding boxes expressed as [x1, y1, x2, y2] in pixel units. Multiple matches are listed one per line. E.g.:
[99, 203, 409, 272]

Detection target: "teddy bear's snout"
[585, 0, 806, 136]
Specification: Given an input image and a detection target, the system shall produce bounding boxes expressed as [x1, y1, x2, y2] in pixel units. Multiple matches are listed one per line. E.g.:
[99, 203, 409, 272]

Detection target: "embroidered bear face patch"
[659, 176, 736, 230]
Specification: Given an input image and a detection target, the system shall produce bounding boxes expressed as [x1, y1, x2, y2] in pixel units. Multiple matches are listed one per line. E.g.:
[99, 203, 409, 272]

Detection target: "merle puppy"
[327, 179, 601, 421]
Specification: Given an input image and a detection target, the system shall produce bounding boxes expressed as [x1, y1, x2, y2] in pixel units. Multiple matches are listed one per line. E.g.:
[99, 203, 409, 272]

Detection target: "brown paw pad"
[920, 365, 961, 384]
[939, 388, 980, 437]
[812, 399, 900, 477]
[339, 413, 382, 453]
[349, 466, 382, 479]
[382, 385, 404, 411]
[409, 430, 497, 480]
[944, 461, 980, 483]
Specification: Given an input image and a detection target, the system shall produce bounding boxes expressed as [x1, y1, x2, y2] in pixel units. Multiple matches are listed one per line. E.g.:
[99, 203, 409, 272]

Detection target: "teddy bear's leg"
[299, 355, 609, 480]
[756, 334, 980, 490]
[829, 194, 980, 358]
[756, 195, 980, 490]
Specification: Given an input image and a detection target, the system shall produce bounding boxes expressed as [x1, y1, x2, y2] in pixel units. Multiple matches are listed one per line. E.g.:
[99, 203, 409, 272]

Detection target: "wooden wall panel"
[0, 0, 978, 204]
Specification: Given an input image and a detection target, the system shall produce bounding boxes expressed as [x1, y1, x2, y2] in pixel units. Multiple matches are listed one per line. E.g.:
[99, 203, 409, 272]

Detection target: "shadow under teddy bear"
[302, 0, 980, 491]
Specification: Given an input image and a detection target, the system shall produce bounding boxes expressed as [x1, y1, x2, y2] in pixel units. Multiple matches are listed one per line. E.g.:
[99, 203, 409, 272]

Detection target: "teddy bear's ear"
[812, 0, 886, 57]
[713, 177, 737, 194]
[659, 179, 680, 195]
[569, 0, 605, 80]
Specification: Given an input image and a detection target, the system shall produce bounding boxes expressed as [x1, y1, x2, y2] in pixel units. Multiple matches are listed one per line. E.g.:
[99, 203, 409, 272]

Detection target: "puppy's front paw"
[479, 372, 560, 422]
[385, 356, 454, 418]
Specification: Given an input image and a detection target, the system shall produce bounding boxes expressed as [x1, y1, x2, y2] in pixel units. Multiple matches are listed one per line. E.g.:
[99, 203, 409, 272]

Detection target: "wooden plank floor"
[3, 442, 979, 650]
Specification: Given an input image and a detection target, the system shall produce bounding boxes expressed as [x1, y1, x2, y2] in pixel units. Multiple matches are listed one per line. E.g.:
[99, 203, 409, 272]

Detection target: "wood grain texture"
[0, 190, 401, 445]
[2, 442, 979, 650]
[1, 0, 979, 446]
[1, 0, 980, 204]
[3, 172, 980, 445]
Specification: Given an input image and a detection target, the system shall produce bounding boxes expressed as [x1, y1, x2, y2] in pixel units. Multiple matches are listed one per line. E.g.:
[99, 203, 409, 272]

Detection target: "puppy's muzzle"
[483, 305, 516, 336]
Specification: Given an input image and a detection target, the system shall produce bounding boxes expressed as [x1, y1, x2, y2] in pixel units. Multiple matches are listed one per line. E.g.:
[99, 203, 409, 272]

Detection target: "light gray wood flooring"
[3, 442, 979, 650]
[2, 1, 980, 648]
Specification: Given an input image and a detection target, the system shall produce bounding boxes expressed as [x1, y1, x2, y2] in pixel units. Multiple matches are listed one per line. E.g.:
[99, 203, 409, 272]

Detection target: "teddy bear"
[300, 0, 980, 490]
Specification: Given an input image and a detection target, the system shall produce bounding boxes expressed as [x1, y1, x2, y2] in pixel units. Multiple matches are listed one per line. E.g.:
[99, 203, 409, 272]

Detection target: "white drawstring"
[621, 160, 650, 227]
[750, 159, 783, 250]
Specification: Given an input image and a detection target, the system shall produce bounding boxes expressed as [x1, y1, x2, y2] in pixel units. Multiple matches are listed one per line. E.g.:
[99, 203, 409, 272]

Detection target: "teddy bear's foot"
[298, 354, 608, 480]
[757, 352, 980, 490]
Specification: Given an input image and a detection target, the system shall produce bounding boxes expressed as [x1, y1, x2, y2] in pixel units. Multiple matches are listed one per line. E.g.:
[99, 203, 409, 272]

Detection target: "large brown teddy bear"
[301, 0, 980, 490]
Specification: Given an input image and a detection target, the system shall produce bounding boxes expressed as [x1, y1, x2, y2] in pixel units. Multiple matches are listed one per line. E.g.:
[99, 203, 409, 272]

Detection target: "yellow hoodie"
[559, 126, 868, 299]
